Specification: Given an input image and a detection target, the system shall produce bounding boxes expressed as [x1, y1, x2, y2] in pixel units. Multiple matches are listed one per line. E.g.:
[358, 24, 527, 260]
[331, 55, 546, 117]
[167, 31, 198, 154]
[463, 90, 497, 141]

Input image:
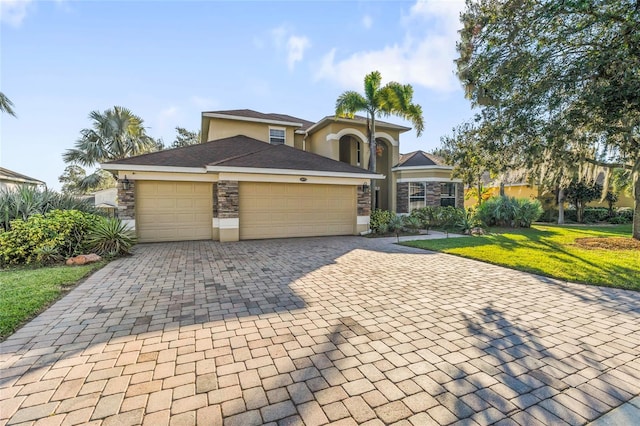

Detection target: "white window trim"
[269, 127, 286, 145]
[408, 182, 427, 212]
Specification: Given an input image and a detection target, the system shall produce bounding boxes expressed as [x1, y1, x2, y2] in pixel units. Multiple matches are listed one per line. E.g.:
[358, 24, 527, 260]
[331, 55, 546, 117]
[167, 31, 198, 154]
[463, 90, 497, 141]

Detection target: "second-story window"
[269, 128, 286, 145]
[356, 141, 361, 165]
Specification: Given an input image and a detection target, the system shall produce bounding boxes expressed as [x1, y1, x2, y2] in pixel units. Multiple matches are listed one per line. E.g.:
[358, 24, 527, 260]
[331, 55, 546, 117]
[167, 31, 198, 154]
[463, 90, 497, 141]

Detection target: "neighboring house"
[94, 187, 118, 215]
[102, 109, 461, 243]
[465, 172, 634, 209]
[0, 167, 45, 191]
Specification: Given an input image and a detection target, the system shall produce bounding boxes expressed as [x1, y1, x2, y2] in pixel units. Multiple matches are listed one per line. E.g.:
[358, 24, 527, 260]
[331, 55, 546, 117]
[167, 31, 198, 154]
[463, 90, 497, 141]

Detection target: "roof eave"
[206, 165, 384, 179]
[203, 112, 303, 128]
[391, 165, 453, 172]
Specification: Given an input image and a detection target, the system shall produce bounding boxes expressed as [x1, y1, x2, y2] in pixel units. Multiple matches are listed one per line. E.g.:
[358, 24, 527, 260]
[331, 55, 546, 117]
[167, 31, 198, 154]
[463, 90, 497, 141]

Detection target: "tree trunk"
[557, 187, 565, 225]
[577, 201, 584, 223]
[499, 182, 505, 197]
[369, 114, 377, 210]
[633, 172, 640, 240]
[477, 180, 483, 207]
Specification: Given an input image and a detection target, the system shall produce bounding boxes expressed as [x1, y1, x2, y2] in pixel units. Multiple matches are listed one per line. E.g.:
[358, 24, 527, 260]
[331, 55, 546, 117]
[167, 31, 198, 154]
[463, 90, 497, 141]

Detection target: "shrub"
[387, 215, 405, 242]
[616, 207, 634, 221]
[86, 217, 136, 256]
[402, 215, 421, 233]
[410, 206, 437, 233]
[475, 196, 542, 228]
[0, 186, 99, 231]
[608, 215, 631, 224]
[370, 209, 393, 234]
[456, 209, 483, 234]
[0, 210, 100, 265]
[582, 207, 610, 223]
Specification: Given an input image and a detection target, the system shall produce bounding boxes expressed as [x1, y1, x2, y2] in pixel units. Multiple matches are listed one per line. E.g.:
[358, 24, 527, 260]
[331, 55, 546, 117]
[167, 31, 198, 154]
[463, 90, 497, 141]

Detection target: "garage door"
[136, 181, 212, 243]
[239, 182, 356, 240]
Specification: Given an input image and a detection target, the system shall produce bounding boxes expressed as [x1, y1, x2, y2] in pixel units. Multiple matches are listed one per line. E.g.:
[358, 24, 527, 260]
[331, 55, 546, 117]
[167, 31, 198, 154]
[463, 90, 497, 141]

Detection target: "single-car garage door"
[136, 181, 212, 243]
[239, 182, 356, 240]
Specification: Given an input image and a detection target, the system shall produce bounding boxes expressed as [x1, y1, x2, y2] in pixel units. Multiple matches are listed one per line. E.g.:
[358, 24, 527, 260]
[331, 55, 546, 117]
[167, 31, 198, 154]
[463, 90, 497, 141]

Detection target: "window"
[356, 141, 361, 165]
[269, 128, 286, 145]
[409, 182, 426, 211]
[440, 183, 456, 207]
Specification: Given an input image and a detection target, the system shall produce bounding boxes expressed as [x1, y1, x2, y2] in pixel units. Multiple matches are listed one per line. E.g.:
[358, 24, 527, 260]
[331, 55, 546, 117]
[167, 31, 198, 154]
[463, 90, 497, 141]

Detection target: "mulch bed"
[574, 237, 640, 250]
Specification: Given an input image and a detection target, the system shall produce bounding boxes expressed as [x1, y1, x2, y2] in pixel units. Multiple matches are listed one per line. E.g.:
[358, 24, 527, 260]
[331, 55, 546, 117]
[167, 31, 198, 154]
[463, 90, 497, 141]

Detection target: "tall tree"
[0, 92, 16, 117]
[171, 127, 201, 148]
[456, 0, 640, 239]
[63, 106, 159, 191]
[335, 71, 425, 207]
[58, 166, 116, 195]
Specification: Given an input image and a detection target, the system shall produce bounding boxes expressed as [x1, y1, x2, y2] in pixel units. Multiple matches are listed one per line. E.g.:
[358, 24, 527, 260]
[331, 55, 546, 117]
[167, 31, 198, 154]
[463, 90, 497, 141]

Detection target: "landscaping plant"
[387, 215, 405, 243]
[370, 209, 393, 234]
[86, 217, 136, 256]
[0, 210, 100, 265]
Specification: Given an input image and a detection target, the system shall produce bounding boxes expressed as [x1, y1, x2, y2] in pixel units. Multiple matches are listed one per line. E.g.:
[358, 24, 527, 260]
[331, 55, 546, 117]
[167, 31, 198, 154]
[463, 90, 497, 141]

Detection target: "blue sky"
[1, 0, 473, 190]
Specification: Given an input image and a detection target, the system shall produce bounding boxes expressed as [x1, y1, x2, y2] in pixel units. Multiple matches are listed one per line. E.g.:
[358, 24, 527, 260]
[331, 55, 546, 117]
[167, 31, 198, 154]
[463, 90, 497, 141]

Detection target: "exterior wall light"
[361, 182, 370, 193]
[300, 177, 307, 182]
[121, 175, 131, 190]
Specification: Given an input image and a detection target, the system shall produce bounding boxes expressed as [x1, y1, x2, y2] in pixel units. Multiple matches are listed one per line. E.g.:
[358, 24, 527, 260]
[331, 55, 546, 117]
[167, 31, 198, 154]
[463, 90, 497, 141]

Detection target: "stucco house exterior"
[0, 167, 45, 192]
[102, 109, 462, 243]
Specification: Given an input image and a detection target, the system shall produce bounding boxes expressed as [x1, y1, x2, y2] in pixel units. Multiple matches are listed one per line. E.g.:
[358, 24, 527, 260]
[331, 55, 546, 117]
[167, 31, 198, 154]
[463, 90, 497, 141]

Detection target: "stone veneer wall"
[357, 185, 371, 216]
[117, 180, 135, 220]
[396, 183, 409, 213]
[456, 183, 464, 209]
[217, 181, 239, 218]
[212, 183, 218, 218]
[425, 182, 442, 207]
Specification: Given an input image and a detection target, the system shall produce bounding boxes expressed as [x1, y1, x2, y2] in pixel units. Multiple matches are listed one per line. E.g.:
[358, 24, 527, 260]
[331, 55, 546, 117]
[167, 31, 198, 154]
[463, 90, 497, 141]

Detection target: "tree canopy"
[0, 92, 16, 117]
[171, 127, 201, 149]
[455, 0, 640, 238]
[63, 106, 159, 191]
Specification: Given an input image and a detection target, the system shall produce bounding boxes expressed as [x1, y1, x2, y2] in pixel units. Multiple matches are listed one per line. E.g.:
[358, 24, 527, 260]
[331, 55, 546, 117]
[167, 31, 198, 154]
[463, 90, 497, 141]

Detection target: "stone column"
[396, 182, 409, 214]
[456, 183, 465, 209]
[212, 183, 219, 240]
[117, 180, 136, 230]
[356, 185, 372, 234]
[426, 182, 442, 207]
[217, 180, 239, 242]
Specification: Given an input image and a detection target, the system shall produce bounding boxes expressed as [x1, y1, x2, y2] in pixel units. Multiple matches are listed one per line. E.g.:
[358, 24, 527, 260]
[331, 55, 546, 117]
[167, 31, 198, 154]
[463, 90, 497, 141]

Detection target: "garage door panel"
[136, 181, 212, 243]
[239, 182, 356, 240]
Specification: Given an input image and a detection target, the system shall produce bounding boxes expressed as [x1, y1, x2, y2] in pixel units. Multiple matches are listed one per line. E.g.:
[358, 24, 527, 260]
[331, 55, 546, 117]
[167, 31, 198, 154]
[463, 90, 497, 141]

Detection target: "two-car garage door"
[135, 181, 356, 242]
[239, 182, 356, 240]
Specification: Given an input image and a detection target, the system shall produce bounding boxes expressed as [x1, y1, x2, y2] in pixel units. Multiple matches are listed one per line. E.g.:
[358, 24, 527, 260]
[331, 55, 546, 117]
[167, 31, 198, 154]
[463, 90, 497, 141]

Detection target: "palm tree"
[63, 106, 158, 191]
[0, 92, 16, 116]
[335, 71, 424, 209]
[335, 71, 425, 174]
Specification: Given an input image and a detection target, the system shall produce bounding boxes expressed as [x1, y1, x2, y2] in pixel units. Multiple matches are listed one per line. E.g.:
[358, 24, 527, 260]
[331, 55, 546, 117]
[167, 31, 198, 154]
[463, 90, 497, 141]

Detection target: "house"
[102, 109, 462, 243]
[0, 167, 45, 192]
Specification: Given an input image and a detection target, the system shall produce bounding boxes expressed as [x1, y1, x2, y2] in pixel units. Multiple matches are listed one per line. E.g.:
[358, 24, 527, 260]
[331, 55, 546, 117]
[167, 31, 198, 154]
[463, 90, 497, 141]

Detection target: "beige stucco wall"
[394, 168, 457, 181]
[206, 117, 297, 147]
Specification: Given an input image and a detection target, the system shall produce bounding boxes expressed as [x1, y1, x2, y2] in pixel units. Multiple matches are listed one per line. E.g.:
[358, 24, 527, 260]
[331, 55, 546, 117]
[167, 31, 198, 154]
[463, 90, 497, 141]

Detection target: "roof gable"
[204, 109, 314, 129]
[396, 151, 448, 167]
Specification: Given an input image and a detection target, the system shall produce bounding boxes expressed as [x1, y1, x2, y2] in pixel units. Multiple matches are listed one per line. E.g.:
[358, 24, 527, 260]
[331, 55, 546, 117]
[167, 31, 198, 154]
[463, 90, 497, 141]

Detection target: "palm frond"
[335, 91, 368, 118]
[0, 92, 16, 117]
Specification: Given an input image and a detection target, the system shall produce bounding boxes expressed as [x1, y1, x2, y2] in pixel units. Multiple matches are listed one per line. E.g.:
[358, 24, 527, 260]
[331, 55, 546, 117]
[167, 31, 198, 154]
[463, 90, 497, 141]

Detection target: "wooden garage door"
[136, 181, 212, 243]
[239, 182, 356, 240]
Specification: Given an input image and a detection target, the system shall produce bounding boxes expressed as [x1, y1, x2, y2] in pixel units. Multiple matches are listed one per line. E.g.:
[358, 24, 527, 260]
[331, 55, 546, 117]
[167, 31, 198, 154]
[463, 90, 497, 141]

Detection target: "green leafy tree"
[59, 166, 116, 195]
[456, 0, 640, 239]
[0, 92, 16, 117]
[566, 179, 603, 223]
[171, 127, 201, 148]
[63, 106, 159, 191]
[335, 71, 425, 207]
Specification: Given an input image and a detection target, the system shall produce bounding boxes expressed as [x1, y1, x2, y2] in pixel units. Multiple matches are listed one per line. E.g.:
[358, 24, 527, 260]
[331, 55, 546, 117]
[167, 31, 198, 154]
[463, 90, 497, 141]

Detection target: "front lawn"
[401, 224, 639, 291]
[0, 263, 105, 340]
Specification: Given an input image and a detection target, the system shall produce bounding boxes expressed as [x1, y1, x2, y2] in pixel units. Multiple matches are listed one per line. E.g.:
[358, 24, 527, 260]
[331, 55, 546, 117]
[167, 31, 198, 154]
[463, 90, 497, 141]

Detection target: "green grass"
[402, 224, 640, 291]
[0, 262, 106, 339]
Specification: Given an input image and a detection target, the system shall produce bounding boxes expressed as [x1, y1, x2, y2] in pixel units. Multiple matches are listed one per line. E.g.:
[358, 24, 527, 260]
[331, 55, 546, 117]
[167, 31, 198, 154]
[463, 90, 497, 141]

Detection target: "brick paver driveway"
[1, 237, 639, 425]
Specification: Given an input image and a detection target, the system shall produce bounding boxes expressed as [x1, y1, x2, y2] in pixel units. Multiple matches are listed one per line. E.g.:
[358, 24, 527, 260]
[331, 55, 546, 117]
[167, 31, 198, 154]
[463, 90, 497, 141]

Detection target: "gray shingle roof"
[0, 167, 45, 185]
[396, 151, 448, 167]
[104, 135, 373, 175]
[205, 109, 315, 130]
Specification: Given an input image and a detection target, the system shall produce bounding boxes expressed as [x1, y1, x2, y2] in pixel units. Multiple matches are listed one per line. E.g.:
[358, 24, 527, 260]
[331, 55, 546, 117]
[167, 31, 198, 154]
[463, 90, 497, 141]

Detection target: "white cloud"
[362, 15, 373, 29]
[315, 0, 465, 92]
[270, 25, 311, 71]
[286, 35, 310, 70]
[0, 0, 33, 27]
